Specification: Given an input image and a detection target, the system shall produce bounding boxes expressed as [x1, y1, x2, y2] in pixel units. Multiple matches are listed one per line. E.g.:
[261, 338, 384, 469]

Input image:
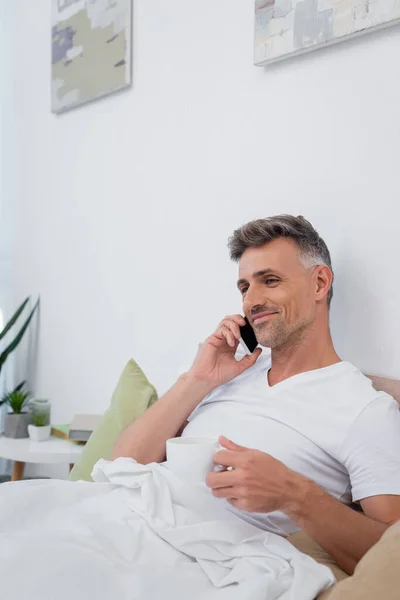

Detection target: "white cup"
[166, 437, 219, 483]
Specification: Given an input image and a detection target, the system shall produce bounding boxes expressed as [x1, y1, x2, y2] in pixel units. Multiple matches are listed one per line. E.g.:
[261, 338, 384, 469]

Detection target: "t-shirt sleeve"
[339, 394, 400, 502]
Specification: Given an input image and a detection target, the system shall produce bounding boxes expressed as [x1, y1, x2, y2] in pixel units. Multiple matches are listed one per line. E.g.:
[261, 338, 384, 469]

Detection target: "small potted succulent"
[28, 399, 51, 442]
[0, 385, 32, 438]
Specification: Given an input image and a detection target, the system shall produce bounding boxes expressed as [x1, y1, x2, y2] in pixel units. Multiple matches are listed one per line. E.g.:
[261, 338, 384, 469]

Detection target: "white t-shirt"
[183, 354, 400, 536]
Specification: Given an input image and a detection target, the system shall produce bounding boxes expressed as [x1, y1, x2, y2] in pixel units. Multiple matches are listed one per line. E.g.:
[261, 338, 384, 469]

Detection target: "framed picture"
[52, 0, 132, 113]
[254, 0, 400, 66]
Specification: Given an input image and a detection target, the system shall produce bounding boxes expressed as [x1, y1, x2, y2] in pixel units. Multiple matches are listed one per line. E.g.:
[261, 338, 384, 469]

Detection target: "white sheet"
[0, 458, 335, 600]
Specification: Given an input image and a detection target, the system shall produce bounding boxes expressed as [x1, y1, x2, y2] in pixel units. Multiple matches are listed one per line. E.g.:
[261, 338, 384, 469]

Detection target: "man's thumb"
[238, 347, 262, 372]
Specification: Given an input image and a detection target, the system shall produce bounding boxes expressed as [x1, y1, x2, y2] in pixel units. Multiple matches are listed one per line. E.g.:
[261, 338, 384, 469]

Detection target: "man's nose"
[243, 285, 265, 313]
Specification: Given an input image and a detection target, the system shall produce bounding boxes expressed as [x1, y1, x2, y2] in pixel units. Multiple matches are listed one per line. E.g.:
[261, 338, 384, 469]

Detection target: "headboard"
[366, 374, 400, 406]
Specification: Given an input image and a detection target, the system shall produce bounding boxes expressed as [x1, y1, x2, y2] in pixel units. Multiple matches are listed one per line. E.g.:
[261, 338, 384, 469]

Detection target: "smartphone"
[239, 316, 258, 354]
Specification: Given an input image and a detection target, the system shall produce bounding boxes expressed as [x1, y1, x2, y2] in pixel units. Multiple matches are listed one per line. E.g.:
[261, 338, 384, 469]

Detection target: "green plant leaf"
[0, 297, 30, 341]
[31, 412, 49, 426]
[0, 298, 40, 373]
[0, 383, 26, 407]
[13, 381, 26, 393]
[1, 390, 31, 414]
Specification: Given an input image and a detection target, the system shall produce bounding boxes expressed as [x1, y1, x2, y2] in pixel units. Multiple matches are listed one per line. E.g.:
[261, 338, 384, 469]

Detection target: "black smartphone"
[239, 316, 258, 354]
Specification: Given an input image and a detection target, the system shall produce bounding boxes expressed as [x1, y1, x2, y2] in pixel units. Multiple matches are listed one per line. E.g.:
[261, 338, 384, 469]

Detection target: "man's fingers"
[227, 498, 244, 508]
[219, 435, 247, 452]
[206, 470, 237, 489]
[211, 326, 235, 348]
[217, 315, 245, 340]
[213, 449, 245, 468]
[220, 320, 241, 341]
[220, 326, 236, 348]
[221, 315, 246, 327]
[213, 315, 247, 349]
[211, 487, 238, 499]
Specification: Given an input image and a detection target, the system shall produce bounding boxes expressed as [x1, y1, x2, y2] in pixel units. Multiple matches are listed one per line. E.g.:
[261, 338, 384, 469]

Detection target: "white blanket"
[0, 458, 335, 599]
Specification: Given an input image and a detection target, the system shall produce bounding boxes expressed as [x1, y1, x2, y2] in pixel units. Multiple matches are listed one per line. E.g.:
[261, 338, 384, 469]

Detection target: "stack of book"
[51, 414, 102, 444]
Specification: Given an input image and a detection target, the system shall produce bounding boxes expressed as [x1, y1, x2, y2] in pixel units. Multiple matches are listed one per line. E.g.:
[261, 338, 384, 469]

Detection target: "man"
[113, 214, 400, 576]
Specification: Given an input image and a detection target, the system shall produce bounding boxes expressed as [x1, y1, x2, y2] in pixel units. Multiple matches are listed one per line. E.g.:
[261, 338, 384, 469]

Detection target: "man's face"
[237, 238, 321, 349]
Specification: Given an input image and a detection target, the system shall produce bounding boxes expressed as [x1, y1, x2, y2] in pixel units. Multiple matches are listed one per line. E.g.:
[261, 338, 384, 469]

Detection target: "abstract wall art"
[255, 0, 400, 65]
[52, 0, 132, 113]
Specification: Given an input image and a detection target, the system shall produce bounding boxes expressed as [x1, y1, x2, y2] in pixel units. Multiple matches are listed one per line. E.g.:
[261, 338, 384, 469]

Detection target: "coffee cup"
[166, 437, 219, 483]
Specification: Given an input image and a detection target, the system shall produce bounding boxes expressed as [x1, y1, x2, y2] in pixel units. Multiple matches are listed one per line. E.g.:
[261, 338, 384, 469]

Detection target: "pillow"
[319, 520, 400, 600]
[69, 359, 158, 482]
[288, 531, 348, 587]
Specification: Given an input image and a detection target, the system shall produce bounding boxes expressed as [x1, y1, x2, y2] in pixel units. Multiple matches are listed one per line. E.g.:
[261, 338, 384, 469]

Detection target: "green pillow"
[69, 359, 158, 482]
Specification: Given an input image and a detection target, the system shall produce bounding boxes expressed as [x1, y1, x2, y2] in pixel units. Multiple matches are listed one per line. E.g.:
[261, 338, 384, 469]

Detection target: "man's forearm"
[111, 373, 214, 464]
[286, 477, 388, 574]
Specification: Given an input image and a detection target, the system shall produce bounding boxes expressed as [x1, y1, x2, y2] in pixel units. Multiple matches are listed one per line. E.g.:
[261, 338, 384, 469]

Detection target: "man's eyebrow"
[237, 268, 280, 289]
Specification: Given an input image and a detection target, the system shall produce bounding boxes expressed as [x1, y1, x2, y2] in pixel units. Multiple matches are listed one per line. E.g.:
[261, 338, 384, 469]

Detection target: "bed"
[6, 360, 395, 600]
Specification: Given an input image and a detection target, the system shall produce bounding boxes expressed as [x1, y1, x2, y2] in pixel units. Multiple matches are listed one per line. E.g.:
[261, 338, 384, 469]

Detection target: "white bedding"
[0, 458, 335, 600]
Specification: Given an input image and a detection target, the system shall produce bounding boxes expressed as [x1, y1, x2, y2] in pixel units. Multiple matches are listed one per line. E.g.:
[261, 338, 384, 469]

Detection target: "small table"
[0, 435, 83, 481]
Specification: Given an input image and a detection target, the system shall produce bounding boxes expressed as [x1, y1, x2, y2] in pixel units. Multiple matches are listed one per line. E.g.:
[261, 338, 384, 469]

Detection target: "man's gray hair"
[228, 214, 334, 307]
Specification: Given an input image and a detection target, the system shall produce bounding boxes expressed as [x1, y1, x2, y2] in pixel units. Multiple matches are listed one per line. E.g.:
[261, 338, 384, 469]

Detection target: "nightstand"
[0, 435, 83, 481]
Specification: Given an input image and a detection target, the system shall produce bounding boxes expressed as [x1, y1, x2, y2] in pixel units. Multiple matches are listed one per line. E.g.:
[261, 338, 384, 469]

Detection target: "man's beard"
[254, 314, 311, 350]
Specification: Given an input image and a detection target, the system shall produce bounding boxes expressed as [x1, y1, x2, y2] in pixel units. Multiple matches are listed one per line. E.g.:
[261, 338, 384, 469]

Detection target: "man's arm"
[112, 314, 261, 464]
[286, 480, 398, 575]
[111, 373, 214, 463]
[207, 436, 400, 575]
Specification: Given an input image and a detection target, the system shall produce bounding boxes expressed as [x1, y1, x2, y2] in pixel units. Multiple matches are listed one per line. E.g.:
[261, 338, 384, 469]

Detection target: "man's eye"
[266, 278, 279, 285]
[240, 287, 248, 295]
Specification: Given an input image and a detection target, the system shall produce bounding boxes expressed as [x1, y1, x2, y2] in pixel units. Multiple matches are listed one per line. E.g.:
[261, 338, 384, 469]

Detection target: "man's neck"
[268, 323, 341, 387]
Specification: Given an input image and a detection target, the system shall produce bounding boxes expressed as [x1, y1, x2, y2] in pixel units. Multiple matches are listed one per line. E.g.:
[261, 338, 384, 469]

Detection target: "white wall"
[0, 0, 17, 475]
[0, 0, 15, 356]
[9, 0, 400, 433]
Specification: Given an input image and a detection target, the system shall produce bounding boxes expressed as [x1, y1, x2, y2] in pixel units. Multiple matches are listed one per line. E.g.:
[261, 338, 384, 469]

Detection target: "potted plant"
[0, 386, 32, 438]
[28, 399, 51, 442]
[0, 296, 39, 437]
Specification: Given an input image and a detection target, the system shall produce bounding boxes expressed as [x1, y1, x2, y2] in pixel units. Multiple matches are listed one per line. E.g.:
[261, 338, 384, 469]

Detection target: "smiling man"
[113, 214, 400, 575]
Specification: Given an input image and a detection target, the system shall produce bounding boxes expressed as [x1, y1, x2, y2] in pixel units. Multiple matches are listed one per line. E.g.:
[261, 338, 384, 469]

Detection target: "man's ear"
[315, 265, 332, 303]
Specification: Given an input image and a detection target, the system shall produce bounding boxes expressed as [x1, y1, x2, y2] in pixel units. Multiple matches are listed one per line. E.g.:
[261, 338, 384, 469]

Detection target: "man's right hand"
[187, 315, 262, 390]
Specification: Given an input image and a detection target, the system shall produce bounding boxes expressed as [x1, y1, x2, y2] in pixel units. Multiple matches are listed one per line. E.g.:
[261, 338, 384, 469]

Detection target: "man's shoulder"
[293, 363, 397, 459]
[334, 362, 394, 411]
[307, 362, 399, 445]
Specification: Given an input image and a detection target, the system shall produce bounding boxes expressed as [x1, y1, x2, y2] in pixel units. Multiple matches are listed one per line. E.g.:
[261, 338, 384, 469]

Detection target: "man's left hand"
[206, 436, 306, 513]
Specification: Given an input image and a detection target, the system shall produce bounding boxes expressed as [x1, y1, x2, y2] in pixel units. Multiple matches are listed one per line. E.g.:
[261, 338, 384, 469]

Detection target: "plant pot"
[28, 424, 51, 442]
[4, 412, 31, 438]
[29, 399, 51, 427]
